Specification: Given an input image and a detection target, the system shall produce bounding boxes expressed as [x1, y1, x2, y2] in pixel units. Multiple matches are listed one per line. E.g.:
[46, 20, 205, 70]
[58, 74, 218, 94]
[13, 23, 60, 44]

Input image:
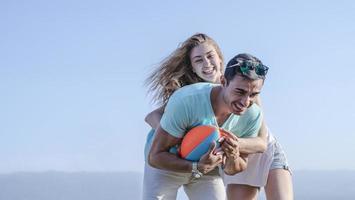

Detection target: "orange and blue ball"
[179, 125, 223, 161]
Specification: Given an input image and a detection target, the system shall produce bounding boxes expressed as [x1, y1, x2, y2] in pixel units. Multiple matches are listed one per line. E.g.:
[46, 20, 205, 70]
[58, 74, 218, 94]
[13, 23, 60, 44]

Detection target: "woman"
[144, 33, 293, 200]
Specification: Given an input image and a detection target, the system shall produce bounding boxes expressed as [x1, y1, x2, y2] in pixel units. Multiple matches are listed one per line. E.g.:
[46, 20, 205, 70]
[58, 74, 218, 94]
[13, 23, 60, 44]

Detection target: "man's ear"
[220, 76, 227, 86]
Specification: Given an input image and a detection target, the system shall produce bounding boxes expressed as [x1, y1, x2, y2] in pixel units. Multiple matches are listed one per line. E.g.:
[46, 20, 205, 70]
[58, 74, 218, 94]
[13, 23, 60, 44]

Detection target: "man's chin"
[232, 109, 246, 116]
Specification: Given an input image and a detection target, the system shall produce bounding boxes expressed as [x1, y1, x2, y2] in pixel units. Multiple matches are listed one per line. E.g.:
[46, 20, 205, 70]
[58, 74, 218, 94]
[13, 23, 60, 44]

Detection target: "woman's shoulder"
[177, 82, 219, 93]
[169, 82, 218, 103]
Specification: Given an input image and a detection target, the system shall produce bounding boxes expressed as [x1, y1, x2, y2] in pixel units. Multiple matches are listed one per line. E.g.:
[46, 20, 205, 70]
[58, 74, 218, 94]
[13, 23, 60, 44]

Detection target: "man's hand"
[198, 141, 223, 174]
[219, 128, 240, 159]
[218, 128, 248, 175]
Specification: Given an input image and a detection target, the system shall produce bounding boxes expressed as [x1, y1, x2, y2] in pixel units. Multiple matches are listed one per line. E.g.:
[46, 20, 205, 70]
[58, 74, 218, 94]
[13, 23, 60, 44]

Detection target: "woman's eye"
[195, 59, 202, 63]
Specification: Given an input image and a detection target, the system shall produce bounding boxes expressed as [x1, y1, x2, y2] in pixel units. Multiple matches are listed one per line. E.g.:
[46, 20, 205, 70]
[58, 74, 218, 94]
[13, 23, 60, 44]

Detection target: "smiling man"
[144, 53, 268, 200]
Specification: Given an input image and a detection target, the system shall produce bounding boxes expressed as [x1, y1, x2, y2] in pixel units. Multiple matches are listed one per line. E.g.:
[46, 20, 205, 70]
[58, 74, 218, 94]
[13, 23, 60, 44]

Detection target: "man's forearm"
[148, 151, 193, 173]
[223, 155, 248, 175]
[149, 126, 222, 175]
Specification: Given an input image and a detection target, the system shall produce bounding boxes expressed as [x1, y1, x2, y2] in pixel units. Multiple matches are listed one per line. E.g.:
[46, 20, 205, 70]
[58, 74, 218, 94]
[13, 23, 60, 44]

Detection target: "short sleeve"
[160, 95, 190, 138]
[237, 104, 263, 138]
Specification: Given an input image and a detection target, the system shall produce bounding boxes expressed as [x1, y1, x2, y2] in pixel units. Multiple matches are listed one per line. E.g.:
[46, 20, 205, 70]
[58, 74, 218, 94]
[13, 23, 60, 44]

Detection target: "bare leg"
[226, 184, 259, 200]
[264, 169, 293, 200]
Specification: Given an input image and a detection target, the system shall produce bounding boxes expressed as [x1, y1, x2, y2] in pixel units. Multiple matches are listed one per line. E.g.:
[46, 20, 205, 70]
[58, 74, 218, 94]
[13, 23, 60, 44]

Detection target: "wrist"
[226, 152, 240, 160]
[192, 162, 203, 179]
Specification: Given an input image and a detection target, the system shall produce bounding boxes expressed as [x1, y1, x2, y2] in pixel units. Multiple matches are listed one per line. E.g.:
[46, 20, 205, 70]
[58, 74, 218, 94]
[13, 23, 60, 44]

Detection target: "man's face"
[222, 75, 263, 115]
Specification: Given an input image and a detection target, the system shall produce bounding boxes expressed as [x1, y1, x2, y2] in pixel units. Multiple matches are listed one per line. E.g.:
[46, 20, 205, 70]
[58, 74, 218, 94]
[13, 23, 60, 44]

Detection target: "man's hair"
[224, 53, 267, 85]
[145, 33, 224, 106]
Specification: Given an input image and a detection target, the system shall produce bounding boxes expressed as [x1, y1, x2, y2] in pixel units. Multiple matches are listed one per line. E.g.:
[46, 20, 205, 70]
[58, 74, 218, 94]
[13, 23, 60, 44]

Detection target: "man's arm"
[144, 107, 164, 129]
[220, 130, 248, 175]
[149, 126, 223, 174]
[223, 153, 248, 175]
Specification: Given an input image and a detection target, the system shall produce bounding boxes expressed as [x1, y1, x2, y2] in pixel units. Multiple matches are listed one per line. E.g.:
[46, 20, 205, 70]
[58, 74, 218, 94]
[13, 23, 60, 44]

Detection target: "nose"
[203, 57, 211, 66]
[240, 95, 250, 108]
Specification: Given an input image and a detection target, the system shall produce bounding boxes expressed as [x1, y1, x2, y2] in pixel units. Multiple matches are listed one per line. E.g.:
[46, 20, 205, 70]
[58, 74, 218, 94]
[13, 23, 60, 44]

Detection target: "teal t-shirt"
[144, 82, 262, 160]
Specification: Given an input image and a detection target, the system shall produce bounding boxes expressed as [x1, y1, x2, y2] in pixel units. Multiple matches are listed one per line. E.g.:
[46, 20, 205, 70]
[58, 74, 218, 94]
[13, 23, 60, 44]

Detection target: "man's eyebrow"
[233, 89, 260, 95]
[234, 88, 246, 93]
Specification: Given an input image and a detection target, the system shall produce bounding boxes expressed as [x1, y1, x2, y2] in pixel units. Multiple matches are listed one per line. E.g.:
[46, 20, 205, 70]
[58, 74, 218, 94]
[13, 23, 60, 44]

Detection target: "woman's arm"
[238, 96, 267, 154]
[238, 120, 267, 154]
[145, 106, 164, 129]
[229, 96, 268, 154]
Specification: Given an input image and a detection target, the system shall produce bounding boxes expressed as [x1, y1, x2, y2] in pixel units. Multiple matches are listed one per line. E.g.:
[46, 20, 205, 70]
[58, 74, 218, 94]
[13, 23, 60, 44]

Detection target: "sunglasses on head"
[226, 61, 269, 77]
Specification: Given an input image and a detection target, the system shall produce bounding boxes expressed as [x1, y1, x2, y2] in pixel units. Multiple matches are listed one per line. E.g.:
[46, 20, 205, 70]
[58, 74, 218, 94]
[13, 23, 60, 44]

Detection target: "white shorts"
[143, 163, 226, 200]
[222, 132, 290, 187]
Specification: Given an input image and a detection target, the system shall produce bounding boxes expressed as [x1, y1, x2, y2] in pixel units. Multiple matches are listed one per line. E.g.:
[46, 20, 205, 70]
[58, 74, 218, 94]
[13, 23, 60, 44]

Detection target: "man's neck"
[211, 86, 231, 126]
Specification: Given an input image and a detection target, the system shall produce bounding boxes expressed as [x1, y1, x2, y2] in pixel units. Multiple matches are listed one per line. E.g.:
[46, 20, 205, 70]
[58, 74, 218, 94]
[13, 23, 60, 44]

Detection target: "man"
[144, 53, 269, 200]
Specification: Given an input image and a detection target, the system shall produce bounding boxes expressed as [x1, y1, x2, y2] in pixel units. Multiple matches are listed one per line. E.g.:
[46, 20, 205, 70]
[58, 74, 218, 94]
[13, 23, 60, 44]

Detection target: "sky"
[1, 0, 355, 173]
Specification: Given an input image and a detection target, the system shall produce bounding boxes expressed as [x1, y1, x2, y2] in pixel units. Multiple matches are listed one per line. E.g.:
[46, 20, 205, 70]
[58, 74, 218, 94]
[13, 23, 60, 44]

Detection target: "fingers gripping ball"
[179, 125, 227, 161]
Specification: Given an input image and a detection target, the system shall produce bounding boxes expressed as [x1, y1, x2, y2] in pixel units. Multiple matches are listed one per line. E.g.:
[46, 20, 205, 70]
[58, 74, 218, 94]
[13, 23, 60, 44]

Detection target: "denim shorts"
[223, 135, 292, 187]
[270, 140, 292, 173]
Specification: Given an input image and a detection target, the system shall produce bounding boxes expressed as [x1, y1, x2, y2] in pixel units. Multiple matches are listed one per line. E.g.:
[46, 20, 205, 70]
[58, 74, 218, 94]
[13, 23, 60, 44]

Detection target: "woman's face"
[189, 42, 223, 83]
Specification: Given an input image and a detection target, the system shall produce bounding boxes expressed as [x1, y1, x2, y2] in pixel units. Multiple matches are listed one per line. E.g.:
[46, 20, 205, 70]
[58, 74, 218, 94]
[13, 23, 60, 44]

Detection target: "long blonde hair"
[146, 33, 224, 106]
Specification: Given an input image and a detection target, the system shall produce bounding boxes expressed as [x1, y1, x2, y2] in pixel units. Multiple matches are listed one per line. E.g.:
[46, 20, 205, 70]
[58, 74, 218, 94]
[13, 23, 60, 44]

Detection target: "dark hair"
[224, 53, 267, 84]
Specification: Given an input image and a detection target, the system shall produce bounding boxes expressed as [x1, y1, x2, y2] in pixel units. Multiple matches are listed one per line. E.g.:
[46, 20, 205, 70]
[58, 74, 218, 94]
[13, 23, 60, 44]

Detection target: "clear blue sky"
[1, 0, 354, 173]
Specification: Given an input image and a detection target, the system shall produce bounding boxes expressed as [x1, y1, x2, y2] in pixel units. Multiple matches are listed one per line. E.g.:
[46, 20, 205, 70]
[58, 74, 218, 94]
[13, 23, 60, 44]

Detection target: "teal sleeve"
[238, 104, 263, 138]
[160, 95, 189, 138]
